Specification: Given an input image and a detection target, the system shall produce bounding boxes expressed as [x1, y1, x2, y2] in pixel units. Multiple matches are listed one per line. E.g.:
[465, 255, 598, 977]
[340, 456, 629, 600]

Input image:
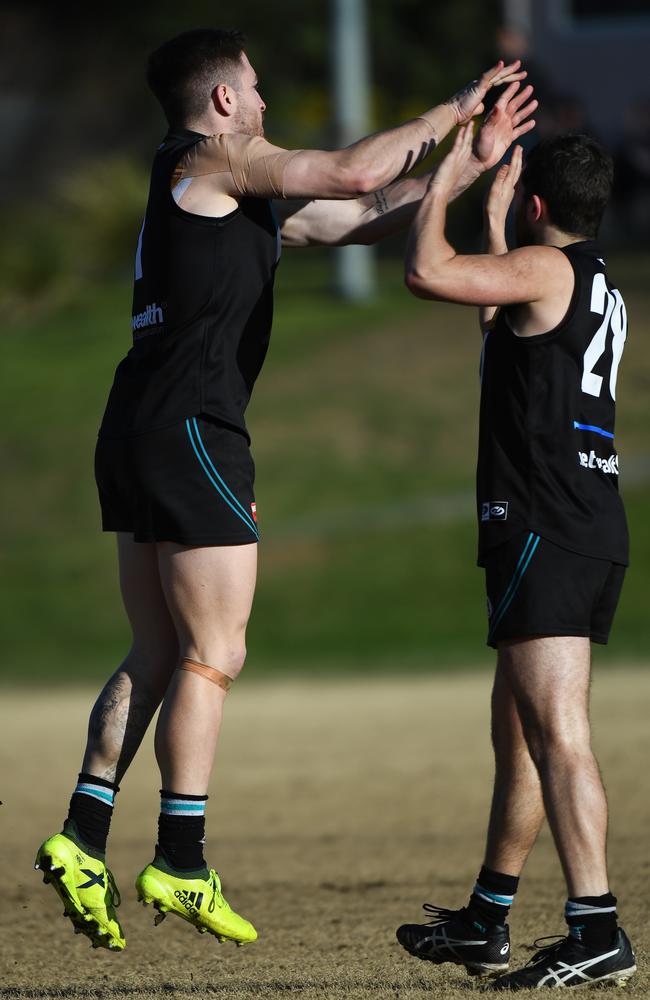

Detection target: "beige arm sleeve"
[173, 133, 302, 198]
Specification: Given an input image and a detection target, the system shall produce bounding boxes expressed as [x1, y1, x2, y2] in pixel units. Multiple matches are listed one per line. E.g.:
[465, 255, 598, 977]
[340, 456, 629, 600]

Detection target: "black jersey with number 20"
[99, 128, 280, 439]
[477, 240, 628, 566]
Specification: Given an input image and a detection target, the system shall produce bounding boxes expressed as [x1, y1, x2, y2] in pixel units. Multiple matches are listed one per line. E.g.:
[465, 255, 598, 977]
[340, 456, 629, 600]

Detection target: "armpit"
[172, 133, 302, 198]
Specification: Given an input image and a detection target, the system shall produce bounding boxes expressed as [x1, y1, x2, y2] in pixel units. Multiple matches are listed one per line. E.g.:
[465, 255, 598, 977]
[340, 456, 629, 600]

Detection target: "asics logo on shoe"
[77, 869, 106, 890]
[174, 889, 204, 916]
[539, 946, 621, 987]
[500, 943, 510, 955]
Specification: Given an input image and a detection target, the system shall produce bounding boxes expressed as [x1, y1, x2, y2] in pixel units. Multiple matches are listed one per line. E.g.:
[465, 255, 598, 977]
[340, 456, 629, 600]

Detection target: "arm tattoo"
[373, 189, 389, 216]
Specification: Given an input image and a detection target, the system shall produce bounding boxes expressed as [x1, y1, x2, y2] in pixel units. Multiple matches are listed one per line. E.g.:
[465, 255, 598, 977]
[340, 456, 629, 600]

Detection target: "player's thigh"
[156, 541, 258, 658]
[117, 532, 178, 666]
[499, 635, 591, 742]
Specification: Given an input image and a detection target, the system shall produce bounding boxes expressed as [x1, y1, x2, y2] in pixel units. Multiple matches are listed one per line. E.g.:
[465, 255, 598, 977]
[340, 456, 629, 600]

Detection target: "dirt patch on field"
[1, 671, 648, 998]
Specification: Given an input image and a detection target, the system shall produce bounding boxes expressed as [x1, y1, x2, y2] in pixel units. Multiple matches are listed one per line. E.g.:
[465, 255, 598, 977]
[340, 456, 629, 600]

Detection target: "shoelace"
[106, 868, 121, 909]
[207, 869, 229, 914]
[525, 934, 568, 965]
[422, 903, 464, 925]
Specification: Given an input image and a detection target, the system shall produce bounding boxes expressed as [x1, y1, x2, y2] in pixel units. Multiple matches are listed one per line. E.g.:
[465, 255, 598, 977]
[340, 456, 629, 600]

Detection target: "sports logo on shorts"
[251, 502, 257, 523]
[481, 501, 509, 522]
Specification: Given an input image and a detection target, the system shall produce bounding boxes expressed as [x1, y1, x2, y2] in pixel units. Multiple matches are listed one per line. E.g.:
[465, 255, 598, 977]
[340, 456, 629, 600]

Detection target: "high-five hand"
[447, 60, 528, 124]
[474, 82, 537, 170]
[429, 123, 476, 197]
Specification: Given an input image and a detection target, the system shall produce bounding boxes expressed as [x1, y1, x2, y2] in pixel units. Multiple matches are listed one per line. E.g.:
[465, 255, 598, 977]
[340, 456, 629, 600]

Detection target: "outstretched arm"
[276, 82, 537, 246]
[404, 125, 564, 309]
[281, 60, 526, 199]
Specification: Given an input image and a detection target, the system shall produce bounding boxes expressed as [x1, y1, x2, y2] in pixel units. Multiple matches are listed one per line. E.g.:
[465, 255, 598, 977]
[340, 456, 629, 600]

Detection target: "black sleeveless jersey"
[477, 240, 629, 565]
[99, 129, 280, 439]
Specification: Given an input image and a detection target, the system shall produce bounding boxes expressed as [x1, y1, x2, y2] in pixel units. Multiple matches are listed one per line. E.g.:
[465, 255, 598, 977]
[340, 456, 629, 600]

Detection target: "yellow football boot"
[35, 831, 125, 951]
[136, 858, 257, 945]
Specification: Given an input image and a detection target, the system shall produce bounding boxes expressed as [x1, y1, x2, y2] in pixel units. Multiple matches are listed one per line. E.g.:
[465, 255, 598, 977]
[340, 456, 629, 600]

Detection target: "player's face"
[233, 53, 266, 137]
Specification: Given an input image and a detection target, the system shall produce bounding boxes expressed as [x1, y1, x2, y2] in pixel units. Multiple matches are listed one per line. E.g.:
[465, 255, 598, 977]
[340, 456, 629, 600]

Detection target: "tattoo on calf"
[87, 670, 160, 783]
[373, 189, 389, 216]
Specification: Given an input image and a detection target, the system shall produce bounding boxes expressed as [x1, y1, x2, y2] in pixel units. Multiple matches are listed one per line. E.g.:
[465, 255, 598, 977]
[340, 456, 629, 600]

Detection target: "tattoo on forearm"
[86, 669, 162, 783]
[373, 189, 389, 216]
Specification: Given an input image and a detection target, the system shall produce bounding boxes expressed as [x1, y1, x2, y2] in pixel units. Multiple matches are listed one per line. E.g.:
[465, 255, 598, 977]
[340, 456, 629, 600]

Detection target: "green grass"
[2, 252, 649, 682]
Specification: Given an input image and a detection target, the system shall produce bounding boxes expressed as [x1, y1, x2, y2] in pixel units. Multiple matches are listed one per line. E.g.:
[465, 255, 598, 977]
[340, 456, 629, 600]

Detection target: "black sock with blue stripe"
[565, 893, 618, 950]
[65, 772, 118, 856]
[465, 865, 519, 929]
[157, 790, 208, 873]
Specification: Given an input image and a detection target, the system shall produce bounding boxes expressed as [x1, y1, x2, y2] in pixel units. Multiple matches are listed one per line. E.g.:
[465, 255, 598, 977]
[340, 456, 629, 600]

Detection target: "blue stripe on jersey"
[573, 420, 614, 440]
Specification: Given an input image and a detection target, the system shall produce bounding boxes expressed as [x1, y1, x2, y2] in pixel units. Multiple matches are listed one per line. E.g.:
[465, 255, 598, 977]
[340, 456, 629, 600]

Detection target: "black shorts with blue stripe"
[95, 415, 259, 545]
[483, 530, 625, 649]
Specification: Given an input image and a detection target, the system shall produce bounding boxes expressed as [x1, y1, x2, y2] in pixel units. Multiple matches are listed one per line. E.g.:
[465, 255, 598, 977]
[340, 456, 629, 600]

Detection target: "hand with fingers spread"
[474, 81, 537, 171]
[447, 60, 528, 125]
[429, 124, 476, 198]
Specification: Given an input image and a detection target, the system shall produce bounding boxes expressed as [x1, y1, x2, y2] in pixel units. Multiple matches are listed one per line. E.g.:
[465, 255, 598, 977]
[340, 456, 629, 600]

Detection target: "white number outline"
[582, 273, 627, 400]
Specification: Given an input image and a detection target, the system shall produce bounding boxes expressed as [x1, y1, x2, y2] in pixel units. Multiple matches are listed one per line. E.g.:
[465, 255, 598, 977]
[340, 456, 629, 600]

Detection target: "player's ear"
[211, 83, 235, 117]
[530, 194, 544, 223]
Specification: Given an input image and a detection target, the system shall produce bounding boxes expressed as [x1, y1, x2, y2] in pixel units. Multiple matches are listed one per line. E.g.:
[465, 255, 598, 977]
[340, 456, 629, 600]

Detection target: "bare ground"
[1, 670, 648, 998]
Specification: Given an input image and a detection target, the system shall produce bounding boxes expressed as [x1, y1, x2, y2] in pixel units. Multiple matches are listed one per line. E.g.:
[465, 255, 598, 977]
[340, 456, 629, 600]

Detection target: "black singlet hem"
[478, 525, 629, 568]
[98, 411, 250, 443]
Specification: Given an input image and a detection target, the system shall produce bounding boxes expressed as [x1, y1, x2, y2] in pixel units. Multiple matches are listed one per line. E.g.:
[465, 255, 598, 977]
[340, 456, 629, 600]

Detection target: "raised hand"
[429, 123, 476, 197]
[447, 60, 528, 125]
[485, 144, 524, 228]
[474, 82, 537, 171]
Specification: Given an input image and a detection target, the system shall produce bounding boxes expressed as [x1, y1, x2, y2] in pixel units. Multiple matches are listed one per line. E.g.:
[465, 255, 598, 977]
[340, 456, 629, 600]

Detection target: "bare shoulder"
[506, 246, 576, 337]
[499, 245, 575, 307]
[503, 244, 574, 276]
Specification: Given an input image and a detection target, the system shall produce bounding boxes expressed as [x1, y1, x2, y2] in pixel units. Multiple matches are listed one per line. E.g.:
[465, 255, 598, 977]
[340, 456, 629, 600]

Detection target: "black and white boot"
[488, 927, 636, 990]
[396, 904, 511, 978]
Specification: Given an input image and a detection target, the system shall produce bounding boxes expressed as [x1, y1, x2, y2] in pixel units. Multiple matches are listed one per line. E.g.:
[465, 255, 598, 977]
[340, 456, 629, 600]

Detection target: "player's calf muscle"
[85, 668, 163, 779]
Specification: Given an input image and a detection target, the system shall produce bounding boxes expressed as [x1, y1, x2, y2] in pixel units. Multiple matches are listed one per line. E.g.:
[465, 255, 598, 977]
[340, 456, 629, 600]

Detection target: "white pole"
[331, 0, 376, 300]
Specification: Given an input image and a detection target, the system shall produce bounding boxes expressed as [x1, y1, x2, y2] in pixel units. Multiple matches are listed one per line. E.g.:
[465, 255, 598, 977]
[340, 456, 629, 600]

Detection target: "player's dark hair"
[521, 134, 613, 239]
[147, 28, 247, 127]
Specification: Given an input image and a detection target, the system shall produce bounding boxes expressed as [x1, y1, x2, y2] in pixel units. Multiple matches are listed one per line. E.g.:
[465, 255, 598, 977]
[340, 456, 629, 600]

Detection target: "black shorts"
[484, 531, 625, 648]
[95, 416, 259, 545]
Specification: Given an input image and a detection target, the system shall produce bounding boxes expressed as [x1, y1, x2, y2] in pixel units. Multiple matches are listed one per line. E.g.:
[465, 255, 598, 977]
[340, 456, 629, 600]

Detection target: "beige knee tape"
[179, 657, 233, 692]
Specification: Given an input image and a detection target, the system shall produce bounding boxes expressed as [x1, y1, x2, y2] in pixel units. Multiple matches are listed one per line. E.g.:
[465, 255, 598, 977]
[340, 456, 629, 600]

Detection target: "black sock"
[157, 790, 208, 873]
[65, 772, 118, 856]
[465, 865, 519, 929]
[565, 893, 618, 950]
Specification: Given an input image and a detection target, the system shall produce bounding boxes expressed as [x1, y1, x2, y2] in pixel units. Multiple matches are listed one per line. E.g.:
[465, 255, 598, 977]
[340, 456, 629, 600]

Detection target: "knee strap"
[179, 657, 233, 692]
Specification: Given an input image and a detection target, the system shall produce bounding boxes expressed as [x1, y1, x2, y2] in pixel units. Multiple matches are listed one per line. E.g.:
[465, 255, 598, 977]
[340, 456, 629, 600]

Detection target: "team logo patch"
[481, 501, 509, 522]
[251, 502, 257, 523]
